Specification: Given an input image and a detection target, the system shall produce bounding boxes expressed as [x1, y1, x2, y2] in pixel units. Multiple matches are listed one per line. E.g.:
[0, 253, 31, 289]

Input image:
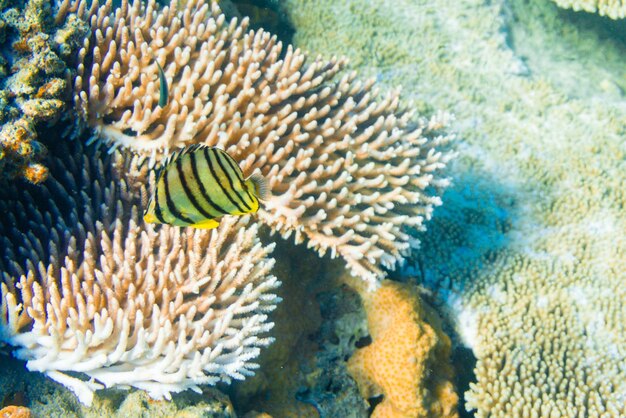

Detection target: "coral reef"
[347, 280, 457, 418]
[72, 0, 453, 288]
[549, 0, 626, 19]
[0, 140, 281, 406]
[281, 0, 626, 416]
[1, 0, 454, 412]
[0, 0, 87, 183]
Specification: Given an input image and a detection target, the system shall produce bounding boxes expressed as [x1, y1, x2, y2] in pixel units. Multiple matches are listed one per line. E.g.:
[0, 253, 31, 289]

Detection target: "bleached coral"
[0, 140, 281, 406]
[72, 0, 453, 288]
[458, 200, 626, 418]
[549, 0, 626, 19]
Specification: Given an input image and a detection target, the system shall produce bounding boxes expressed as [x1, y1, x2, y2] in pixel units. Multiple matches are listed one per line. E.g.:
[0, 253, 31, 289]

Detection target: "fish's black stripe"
[176, 157, 217, 220]
[153, 173, 168, 223]
[208, 148, 249, 212]
[154, 195, 167, 224]
[241, 181, 256, 204]
[212, 149, 252, 211]
[221, 151, 245, 182]
[221, 151, 257, 204]
[216, 150, 253, 210]
[163, 168, 194, 224]
[204, 148, 246, 213]
[190, 150, 230, 215]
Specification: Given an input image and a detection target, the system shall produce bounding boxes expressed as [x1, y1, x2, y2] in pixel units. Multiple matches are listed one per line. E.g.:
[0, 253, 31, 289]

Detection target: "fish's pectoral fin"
[190, 218, 220, 230]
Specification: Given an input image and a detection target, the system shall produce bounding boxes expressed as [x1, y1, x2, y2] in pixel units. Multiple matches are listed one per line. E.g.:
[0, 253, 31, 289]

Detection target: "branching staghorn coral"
[0, 140, 281, 406]
[549, 0, 626, 19]
[72, 0, 453, 288]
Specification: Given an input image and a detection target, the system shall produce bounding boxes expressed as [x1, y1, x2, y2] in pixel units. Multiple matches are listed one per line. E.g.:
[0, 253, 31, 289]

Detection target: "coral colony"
[0, 0, 452, 407]
[0, 140, 281, 405]
[74, 0, 453, 286]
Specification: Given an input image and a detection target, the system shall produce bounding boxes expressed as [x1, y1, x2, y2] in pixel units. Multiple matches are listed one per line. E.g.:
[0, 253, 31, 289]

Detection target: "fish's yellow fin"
[190, 218, 220, 230]
[144, 213, 158, 224]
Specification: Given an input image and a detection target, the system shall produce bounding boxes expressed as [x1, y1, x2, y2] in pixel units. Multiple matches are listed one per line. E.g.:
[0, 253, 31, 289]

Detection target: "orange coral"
[348, 280, 458, 418]
[22, 163, 48, 184]
[0, 406, 31, 418]
[0, 120, 48, 184]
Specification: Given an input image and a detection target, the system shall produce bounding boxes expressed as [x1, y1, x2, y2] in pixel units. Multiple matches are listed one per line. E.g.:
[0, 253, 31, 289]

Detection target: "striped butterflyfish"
[143, 144, 268, 229]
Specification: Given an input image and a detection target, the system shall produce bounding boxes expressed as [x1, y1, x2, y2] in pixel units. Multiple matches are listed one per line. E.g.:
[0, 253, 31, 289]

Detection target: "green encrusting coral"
[280, 0, 626, 416]
[0, 0, 86, 183]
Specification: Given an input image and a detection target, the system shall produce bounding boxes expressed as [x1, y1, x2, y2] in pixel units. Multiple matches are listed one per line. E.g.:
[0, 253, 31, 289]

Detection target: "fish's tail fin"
[248, 171, 270, 201]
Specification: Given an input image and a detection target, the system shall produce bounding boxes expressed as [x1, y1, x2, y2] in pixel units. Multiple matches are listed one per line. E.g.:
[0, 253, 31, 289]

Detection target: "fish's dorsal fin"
[248, 172, 269, 201]
[162, 144, 211, 168]
[211, 146, 241, 168]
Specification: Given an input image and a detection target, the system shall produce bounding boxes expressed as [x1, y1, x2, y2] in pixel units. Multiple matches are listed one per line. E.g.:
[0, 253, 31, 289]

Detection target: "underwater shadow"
[395, 167, 519, 295]
[390, 166, 522, 418]
[219, 0, 296, 53]
[224, 236, 370, 417]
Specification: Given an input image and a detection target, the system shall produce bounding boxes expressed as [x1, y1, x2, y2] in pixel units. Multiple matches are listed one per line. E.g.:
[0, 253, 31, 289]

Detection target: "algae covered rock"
[0, 0, 87, 183]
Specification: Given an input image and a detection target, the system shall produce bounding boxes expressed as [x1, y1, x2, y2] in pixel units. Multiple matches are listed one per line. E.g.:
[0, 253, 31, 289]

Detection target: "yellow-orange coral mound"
[0, 405, 31, 418]
[348, 280, 458, 418]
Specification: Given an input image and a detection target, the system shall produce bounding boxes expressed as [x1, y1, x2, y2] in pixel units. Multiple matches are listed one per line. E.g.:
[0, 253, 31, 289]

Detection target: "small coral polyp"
[73, 0, 453, 288]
